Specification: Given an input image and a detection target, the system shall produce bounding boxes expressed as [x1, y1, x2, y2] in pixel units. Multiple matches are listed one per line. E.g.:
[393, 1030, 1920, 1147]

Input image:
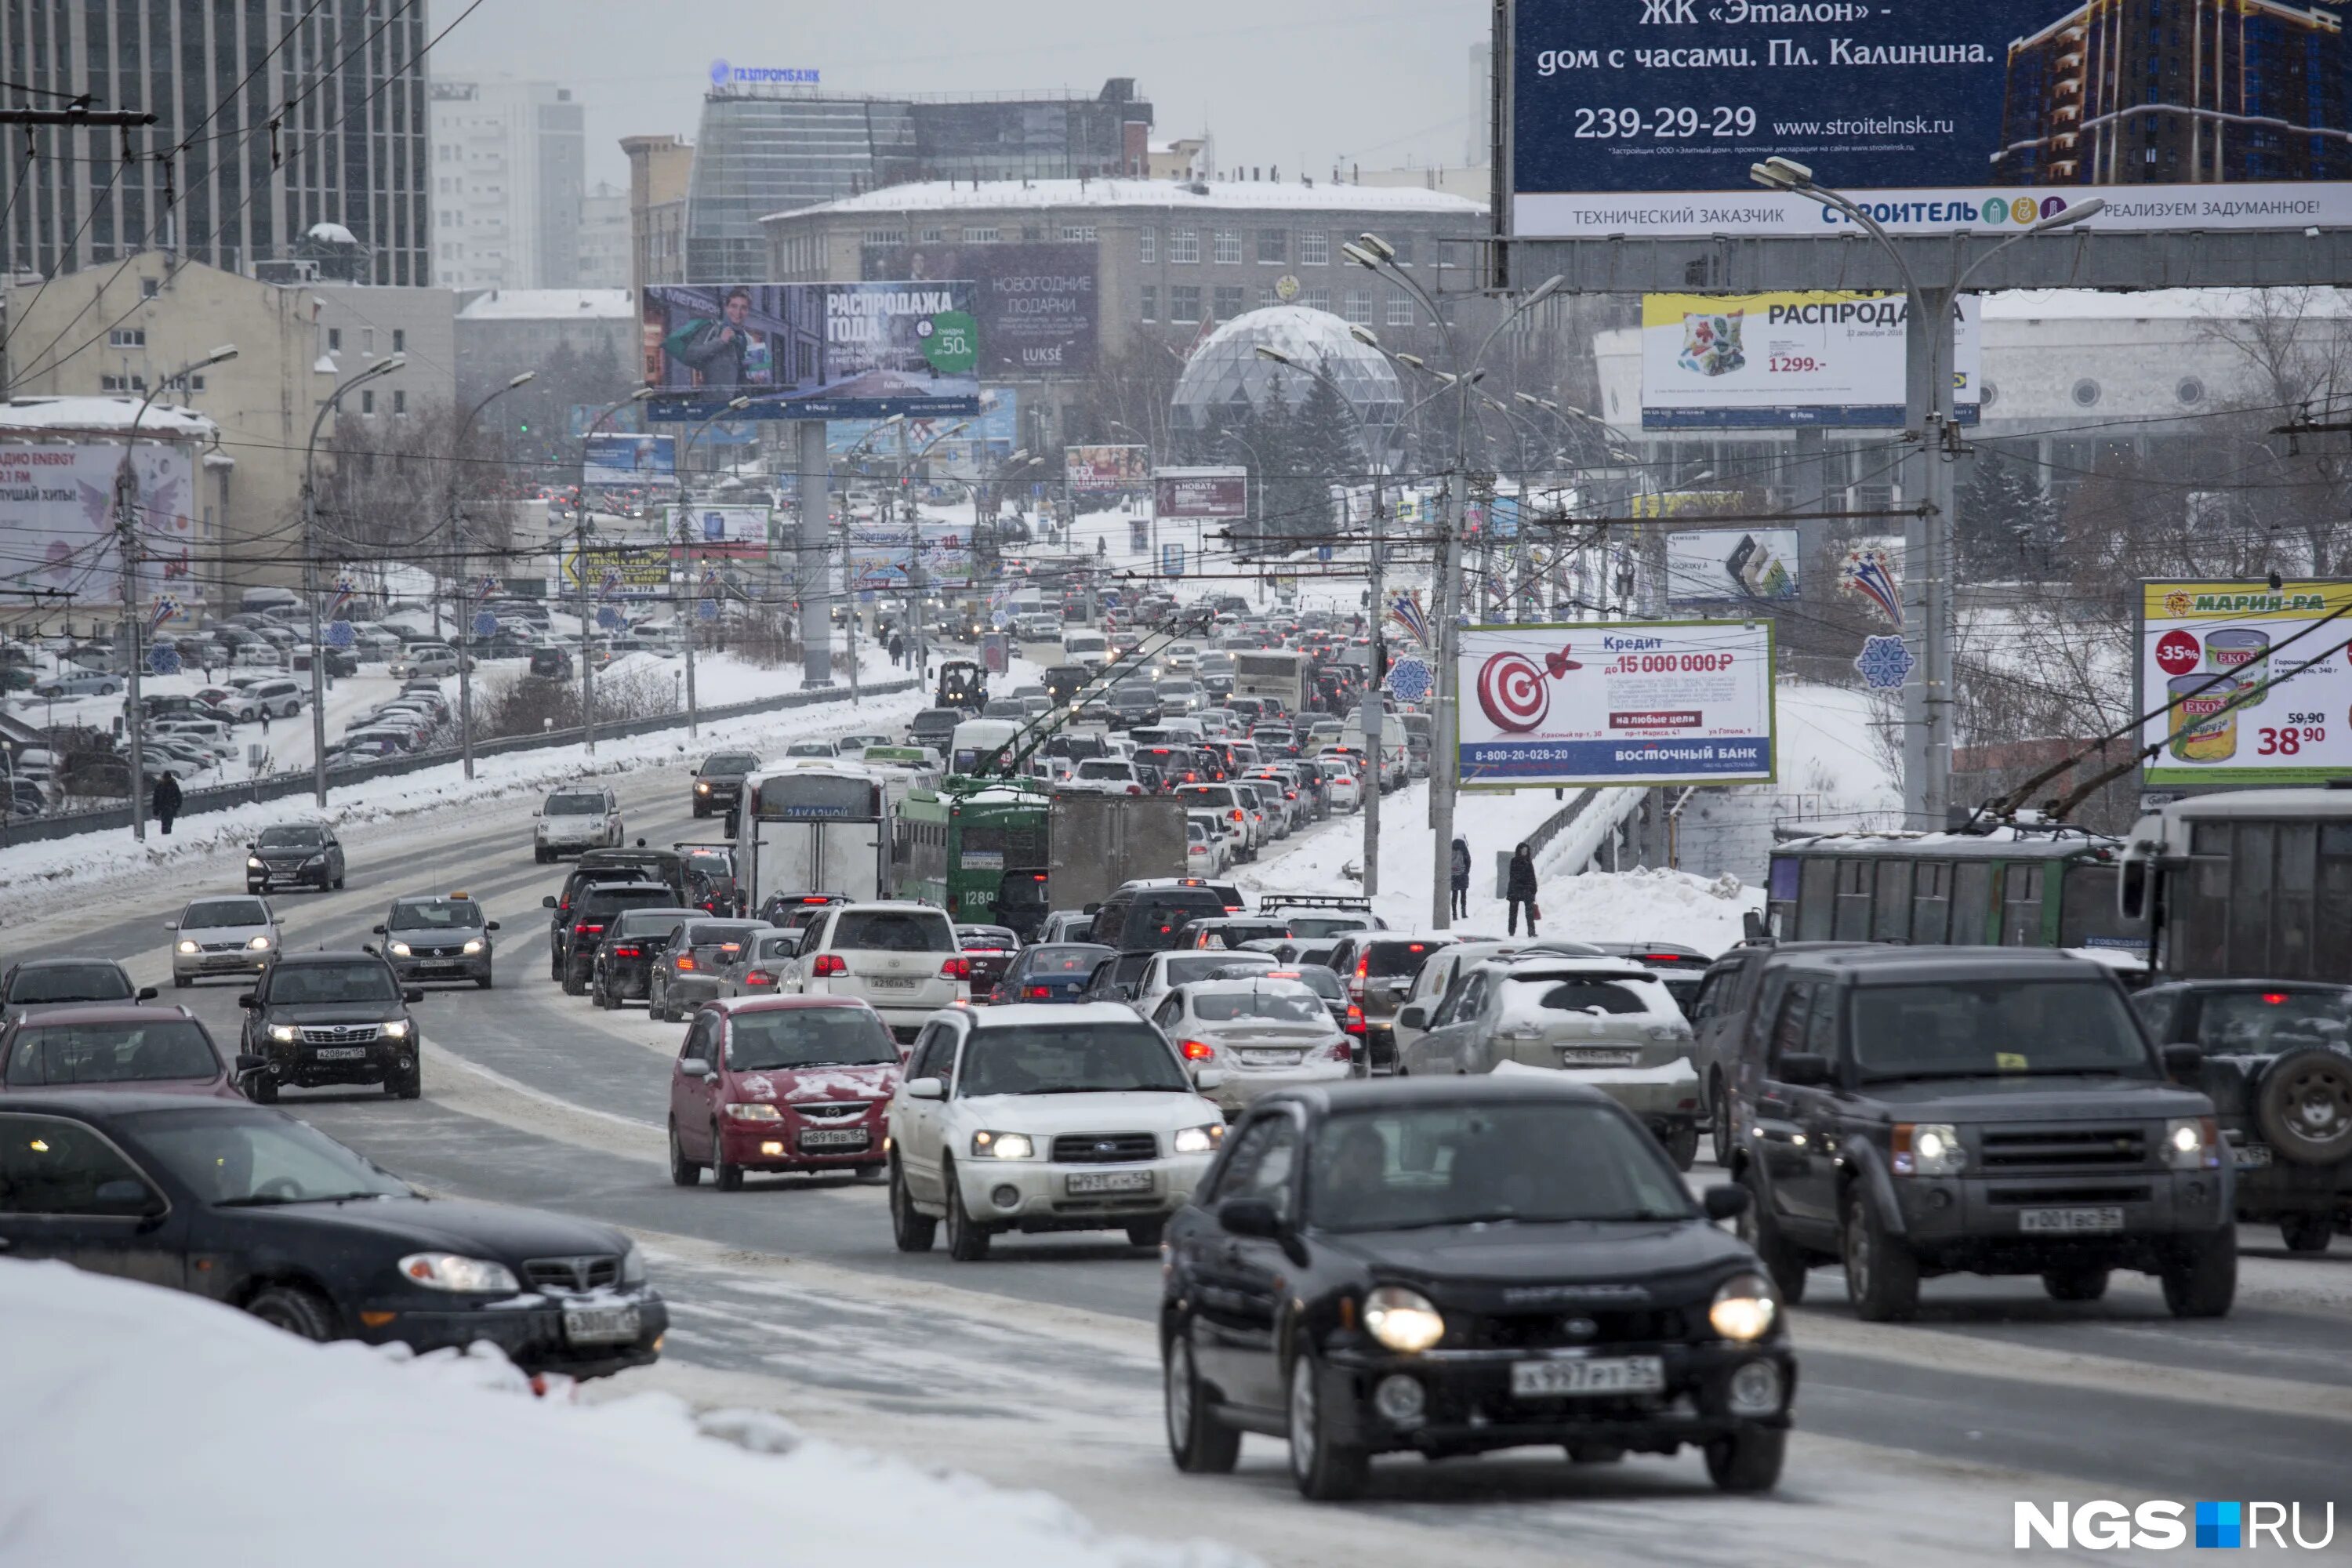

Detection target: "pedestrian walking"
[1506, 841, 1540, 936]
[260, 706, 270, 735]
[888, 632, 905, 668]
[151, 771, 182, 837]
[1449, 836, 1472, 920]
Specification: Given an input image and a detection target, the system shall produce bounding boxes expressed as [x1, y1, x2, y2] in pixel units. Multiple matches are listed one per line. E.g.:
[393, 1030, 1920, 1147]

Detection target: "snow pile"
[1531, 866, 1762, 956]
[0, 1260, 1255, 1568]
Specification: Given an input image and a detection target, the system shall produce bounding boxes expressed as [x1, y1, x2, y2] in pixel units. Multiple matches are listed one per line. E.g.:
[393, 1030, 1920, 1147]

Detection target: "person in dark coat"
[1506, 841, 1538, 935]
[887, 632, 906, 668]
[1449, 837, 1472, 919]
[151, 771, 183, 836]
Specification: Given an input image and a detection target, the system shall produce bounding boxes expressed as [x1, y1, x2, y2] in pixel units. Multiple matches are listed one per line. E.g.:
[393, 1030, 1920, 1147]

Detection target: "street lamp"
[450, 368, 535, 781]
[301, 353, 406, 809]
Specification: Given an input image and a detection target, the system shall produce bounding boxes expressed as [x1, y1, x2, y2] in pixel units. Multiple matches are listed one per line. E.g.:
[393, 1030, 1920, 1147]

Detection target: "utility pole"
[1904, 288, 1958, 831]
[798, 422, 833, 686]
[1360, 480, 1385, 896]
[114, 466, 147, 840]
[1428, 475, 1466, 929]
[304, 485, 328, 808]
[575, 510, 597, 756]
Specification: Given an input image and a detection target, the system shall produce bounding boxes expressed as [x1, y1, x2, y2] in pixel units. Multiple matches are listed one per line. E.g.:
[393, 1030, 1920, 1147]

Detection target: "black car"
[373, 894, 498, 989]
[528, 645, 575, 681]
[955, 924, 1022, 999]
[755, 890, 851, 931]
[238, 950, 423, 1101]
[691, 750, 758, 820]
[1161, 1076, 1793, 1501]
[1107, 681, 1162, 729]
[586, 906, 695, 1011]
[908, 707, 963, 754]
[0, 958, 151, 1021]
[246, 823, 347, 894]
[1583, 941, 1716, 1017]
[0, 1094, 666, 1377]
[1079, 949, 1158, 1004]
[677, 844, 743, 915]
[2131, 979, 2352, 1252]
[546, 883, 683, 996]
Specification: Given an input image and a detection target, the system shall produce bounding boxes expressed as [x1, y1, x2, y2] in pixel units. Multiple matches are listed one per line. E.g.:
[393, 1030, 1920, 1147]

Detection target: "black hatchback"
[1161, 1076, 1792, 1500]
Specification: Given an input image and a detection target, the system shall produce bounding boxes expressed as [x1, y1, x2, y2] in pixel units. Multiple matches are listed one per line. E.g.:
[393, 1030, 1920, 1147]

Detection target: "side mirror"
[1194, 1068, 1229, 1091]
[371, 924, 387, 935]
[237, 992, 260, 1010]
[1218, 1196, 1283, 1239]
[1704, 1184, 1752, 1222]
[162, 920, 177, 931]
[136, 986, 158, 1002]
[1083, 902, 1101, 916]
[2161, 1043, 2204, 1081]
[485, 920, 501, 932]
[402, 988, 424, 1004]
[1742, 909, 1766, 942]
[93, 1178, 163, 1216]
[1395, 1003, 1429, 1032]
[234, 1052, 268, 1075]
[542, 895, 558, 909]
[1777, 1051, 1831, 1088]
[905, 1076, 946, 1102]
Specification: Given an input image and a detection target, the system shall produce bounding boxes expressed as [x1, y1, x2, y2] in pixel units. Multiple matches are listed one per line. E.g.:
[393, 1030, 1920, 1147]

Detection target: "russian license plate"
[1066, 1169, 1154, 1196]
[2019, 1207, 2125, 1233]
[311, 1046, 370, 1062]
[866, 976, 920, 990]
[1559, 1047, 1639, 1068]
[561, 1304, 641, 1346]
[2234, 1142, 2273, 1169]
[1511, 1356, 1666, 1399]
[799, 1127, 870, 1149]
[1239, 1049, 1304, 1067]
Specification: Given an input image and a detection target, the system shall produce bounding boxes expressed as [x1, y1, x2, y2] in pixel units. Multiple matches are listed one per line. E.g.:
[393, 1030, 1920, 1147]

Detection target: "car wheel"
[944, 1162, 990, 1261]
[1661, 1122, 1699, 1172]
[889, 1156, 936, 1251]
[249, 1072, 279, 1104]
[390, 1068, 421, 1101]
[651, 981, 673, 1024]
[668, 1120, 702, 1187]
[332, 873, 345, 890]
[561, 969, 585, 996]
[1127, 1218, 1167, 1249]
[1704, 1427, 1786, 1494]
[692, 801, 707, 818]
[1286, 1347, 1367, 1501]
[1709, 1071, 1734, 1167]
[1164, 1326, 1242, 1473]
[1734, 1167, 1809, 1305]
[245, 1282, 337, 1341]
[2161, 1228, 2238, 1318]
[710, 1123, 743, 1192]
[476, 971, 493, 991]
[172, 975, 192, 989]
[2255, 1047, 2352, 1166]
[2042, 1265, 2110, 1301]
[2281, 1213, 2334, 1253]
[1842, 1185, 1920, 1322]
[534, 848, 551, 865]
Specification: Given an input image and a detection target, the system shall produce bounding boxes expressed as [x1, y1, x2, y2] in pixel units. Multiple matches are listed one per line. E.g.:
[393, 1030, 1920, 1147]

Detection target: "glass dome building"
[1170, 307, 1403, 454]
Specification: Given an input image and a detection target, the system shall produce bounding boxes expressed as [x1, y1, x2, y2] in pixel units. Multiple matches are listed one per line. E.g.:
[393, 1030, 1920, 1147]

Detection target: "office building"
[578, 182, 631, 289]
[621, 135, 695, 294]
[429, 80, 587, 290]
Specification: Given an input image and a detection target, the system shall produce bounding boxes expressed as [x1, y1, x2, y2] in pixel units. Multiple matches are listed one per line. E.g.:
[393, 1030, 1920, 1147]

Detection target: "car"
[0, 1094, 667, 1375]
[1131, 949, 1279, 1019]
[2130, 978, 2352, 1252]
[590, 906, 702, 1010]
[1176, 784, 1258, 859]
[715, 929, 804, 998]
[1394, 956, 1704, 1168]
[1086, 880, 1232, 955]
[387, 644, 458, 680]
[1079, 949, 1159, 1006]
[1723, 946, 2235, 1320]
[782, 739, 837, 759]
[836, 731, 895, 756]
[1158, 1076, 1795, 1501]
[956, 924, 1022, 999]
[648, 919, 772, 1022]
[753, 890, 852, 931]
[989, 942, 1115, 1004]
[1, 958, 151, 1021]
[373, 894, 498, 989]
[534, 785, 624, 862]
[167, 895, 280, 986]
[236, 949, 423, 1102]
[1683, 942, 1873, 1167]
[885, 1003, 1229, 1259]
[1324, 932, 1454, 1073]
[1175, 916, 1294, 953]
[245, 823, 346, 894]
[1185, 817, 1228, 877]
[1107, 682, 1163, 728]
[908, 707, 963, 753]
[1321, 766, 1363, 812]
[1579, 941, 1717, 1017]
[1149, 977, 1352, 1116]
[32, 671, 122, 698]
[0, 1005, 241, 1100]
[1070, 758, 1152, 796]
[666, 996, 902, 1188]
[1033, 909, 1095, 945]
[778, 902, 970, 1044]
[528, 645, 575, 681]
[245, 678, 307, 719]
[543, 880, 684, 995]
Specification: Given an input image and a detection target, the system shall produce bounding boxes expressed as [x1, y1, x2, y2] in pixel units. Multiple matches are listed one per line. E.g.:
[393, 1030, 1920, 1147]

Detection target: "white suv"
[533, 785, 622, 862]
[1175, 782, 1258, 859]
[782, 902, 969, 1043]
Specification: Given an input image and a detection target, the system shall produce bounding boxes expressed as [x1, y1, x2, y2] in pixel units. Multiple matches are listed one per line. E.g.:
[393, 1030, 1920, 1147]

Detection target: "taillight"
[1229, 809, 1242, 821]
[612, 946, 641, 957]
[1028, 985, 1052, 998]
[942, 956, 971, 980]
[677, 954, 698, 971]
[1180, 1039, 1216, 1061]
[811, 953, 847, 977]
[1345, 1004, 1366, 1034]
[746, 971, 772, 985]
[576, 923, 605, 936]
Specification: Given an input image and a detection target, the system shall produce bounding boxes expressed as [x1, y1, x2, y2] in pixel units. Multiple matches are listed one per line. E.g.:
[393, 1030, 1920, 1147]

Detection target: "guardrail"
[0, 677, 922, 851]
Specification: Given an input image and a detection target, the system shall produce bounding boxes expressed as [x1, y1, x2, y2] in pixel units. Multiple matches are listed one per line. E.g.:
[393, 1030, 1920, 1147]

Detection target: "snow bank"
[0, 1260, 1254, 1568]
[1532, 866, 1763, 956]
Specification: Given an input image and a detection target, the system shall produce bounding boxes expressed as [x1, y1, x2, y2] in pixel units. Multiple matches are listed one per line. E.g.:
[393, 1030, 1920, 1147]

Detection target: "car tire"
[1842, 1185, 1920, 1322]
[2162, 1228, 2238, 1318]
[332, 873, 345, 890]
[889, 1157, 937, 1252]
[1286, 1347, 1367, 1502]
[1734, 1167, 1809, 1305]
[2042, 1265, 2110, 1301]
[2255, 1047, 2352, 1166]
[562, 969, 586, 997]
[172, 975, 192, 989]
[668, 1120, 702, 1187]
[534, 848, 551, 865]
[390, 1069, 421, 1101]
[1709, 1070, 1735, 1167]
[944, 1162, 990, 1261]
[2281, 1213, 2334, 1253]
[1127, 1218, 1167, 1249]
[1164, 1327, 1242, 1474]
[1661, 1122, 1699, 1172]
[710, 1123, 744, 1192]
[650, 982, 673, 1024]
[477, 971, 493, 991]
[1704, 1427, 1786, 1494]
[249, 1072, 280, 1104]
[245, 1281, 337, 1341]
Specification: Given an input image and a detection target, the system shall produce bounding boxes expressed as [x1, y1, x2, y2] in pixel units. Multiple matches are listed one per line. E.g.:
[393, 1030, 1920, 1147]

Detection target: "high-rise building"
[577, 182, 631, 290]
[428, 80, 586, 290]
[0, 2, 431, 284]
[621, 135, 695, 295]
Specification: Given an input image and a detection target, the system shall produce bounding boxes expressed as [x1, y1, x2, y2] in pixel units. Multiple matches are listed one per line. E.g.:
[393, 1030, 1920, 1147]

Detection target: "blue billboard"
[644, 281, 982, 424]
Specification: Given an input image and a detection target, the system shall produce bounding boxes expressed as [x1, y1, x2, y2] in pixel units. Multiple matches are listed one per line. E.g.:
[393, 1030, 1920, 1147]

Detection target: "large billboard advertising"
[582, 434, 676, 488]
[845, 521, 975, 593]
[1508, 0, 2352, 238]
[662, 503, 771, 560]
[561, 546, 673, 601]
[1666, 528, 1801, 610]
[827, 387, 1017, 463]
[2138, 580, 2352, 786]
[1457, 620, 1776, 787]
[1154, 466, 1250, 521]
[1067, 445, 1149, 493]
[1641, 292, 1981, 428]
[0, 445, 194, 601]
[864, 241, 1098, 378]
[643, 282, 981, 423]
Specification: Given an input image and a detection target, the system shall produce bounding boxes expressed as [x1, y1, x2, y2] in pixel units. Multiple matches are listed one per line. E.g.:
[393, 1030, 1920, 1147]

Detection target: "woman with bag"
[1506, 842, 1539, 936]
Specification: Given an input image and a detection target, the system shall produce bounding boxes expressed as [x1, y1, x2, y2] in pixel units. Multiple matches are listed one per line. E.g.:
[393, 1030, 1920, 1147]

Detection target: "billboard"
[561, 545, 672, 601]
[827, 387, 1017, 464]
[0, 445, 195, 601]
[846, 521, 975, 593]
[1508, 0, 2352, 238]
[1666, 528, 1802, 611]
[1640, 293, 1982, 428]
[2138, 580, 2352, 786]
[643, 281, 980, 423]
[1067, 445, 1149, 493]
[864, 241, 1098, 378]
[1154, 466, 1249, 521]
[662, 503, 771, 560]
[569, 403, 640, 438]
[1456, 620, 1776, 787]
[583, 434, 676, 488]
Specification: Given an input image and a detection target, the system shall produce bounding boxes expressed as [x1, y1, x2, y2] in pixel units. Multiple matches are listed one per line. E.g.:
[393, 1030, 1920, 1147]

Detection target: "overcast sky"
[434, 0, 1490, 192]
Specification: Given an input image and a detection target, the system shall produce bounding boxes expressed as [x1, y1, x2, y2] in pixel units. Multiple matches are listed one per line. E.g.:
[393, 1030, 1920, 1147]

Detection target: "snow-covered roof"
[1980, 286, 2352, 320]
[0, 397, 218, 439]
[765, 177, 1483, 225]
[306, 221, 358, 245]
[457, 289, 635, 321]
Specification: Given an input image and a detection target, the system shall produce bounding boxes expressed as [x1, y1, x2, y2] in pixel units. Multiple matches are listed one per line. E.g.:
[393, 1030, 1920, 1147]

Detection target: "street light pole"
[302, 354, 405, 809]
[452, 371, 535, 782]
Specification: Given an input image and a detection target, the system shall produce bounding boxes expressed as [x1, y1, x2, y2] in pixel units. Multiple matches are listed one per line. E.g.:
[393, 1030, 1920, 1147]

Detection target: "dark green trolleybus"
[1766, 828, 2147, 952]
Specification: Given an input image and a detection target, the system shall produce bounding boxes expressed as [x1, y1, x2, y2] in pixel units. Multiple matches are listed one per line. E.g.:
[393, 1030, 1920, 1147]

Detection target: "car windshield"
[957, 1022, 1189, 1096]
[832, 911, 956, 952]
[584, 890, 677, 918]
[726, 1007, 896, 1071]
[128, 1109, 409, 1206]
[9, 964, 132, 1004]
[6, 1020, 217, 1085]
[703, 753, 757, 774]
[2190, 988, 2352, 1052]
[1503, 976, 1657, 1017]
[183, 899, 268, 929]
[1162, 953, 1273, 987]
[683, 849, 733, 873]
[1025, 946, 1111, 976]
[960, 929, 1017, 951]
[1308, 1102, 1695, 1232]
[613, 910, 691, 938]
[267, 962, 397, 1004]
[1849, 979, 2155, 1080]
[256, 827, 325, 848]
[387, 899, 484, 931]
[1192, 989, 1327, 1024]
[1288, 916, 1370, 939]
[545, 793, 604, 815]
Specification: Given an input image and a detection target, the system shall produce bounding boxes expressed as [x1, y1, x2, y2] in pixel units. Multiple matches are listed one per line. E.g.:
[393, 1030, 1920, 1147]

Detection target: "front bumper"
[354, 1289, 670, 1380]
[716, 1103, 887, 1169]
[260, 1033, 417, 1087]
[1893, 1169, 2232, 1269]
[390, 950, 492, 985]
[249, 862, 328, 891]
[954, 1152, 1215, 1230]
[175, 947, 270, 979]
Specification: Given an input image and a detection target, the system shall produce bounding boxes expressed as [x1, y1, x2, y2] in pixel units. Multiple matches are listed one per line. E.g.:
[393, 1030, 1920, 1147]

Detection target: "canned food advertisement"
[2139, 580, 2352, 785]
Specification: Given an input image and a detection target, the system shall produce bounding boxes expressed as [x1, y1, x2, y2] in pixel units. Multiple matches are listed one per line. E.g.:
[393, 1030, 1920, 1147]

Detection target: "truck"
[1232, 650, 1310, 715]
[1047, 790, 1189, 914]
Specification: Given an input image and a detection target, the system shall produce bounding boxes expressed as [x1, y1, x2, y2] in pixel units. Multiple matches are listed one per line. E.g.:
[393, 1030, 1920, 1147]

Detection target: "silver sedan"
[168, 895, 281, 986]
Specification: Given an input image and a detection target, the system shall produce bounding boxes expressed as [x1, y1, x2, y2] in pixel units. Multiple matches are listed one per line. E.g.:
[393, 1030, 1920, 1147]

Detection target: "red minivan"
[666, 996, 901, 1190]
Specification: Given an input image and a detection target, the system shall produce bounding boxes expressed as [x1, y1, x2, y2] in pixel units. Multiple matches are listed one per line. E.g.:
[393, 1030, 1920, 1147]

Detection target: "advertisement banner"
[1067, 445, 1149, 493]
[560, 546, 672, 601]
[583, 434, 676, 488]
[1154, 466, 1250, 521]
[1457, 620, 1776, 787]
[845, 521, 975, 593]
[1509, 0, 2352, 238]
[0, 444, 195, 601]
[643, 281, 981, 423]
[2138, 579, 2352, 786]
[569, 403, 641, 438]
[865, 241, 1098, 377]
[827, 387, 1017, 466]
[1666, 528, 1802, 610]
[1641, 292, 1982, 428]
[662, 503, 771, 560]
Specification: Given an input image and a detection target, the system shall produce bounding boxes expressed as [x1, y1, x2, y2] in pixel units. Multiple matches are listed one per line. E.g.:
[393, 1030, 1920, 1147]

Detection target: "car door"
[0, 1111, 185, 1288]
[1783, 983, 1849, 1229]
[1409, 969, 1490, 1076]
[894, 1022, 958, 1202]
[1186, 1109, 1303, 1414]
[672, 1015, 721, 1156]
[1748, 978, 1823, 1237]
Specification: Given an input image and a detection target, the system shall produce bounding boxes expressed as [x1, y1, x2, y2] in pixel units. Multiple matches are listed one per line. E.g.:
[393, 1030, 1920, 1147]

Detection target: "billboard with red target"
[1457, 621, 1777, 789]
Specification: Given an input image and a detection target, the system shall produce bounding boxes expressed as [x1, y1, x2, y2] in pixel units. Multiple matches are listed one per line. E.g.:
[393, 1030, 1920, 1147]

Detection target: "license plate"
[311, 1046, 370, 1062]
[1511, 1356, 1665, 1399]
[2234, 1143, 2273, 1169]
[2019, 1207, 2125, 1233]
[1066, 1170, 1154, 1195]
[866, 976, 920, 990]
[799, 1127, 870, 1149]
[561, 1304, 642, 1346]
[1559, 1047, 1639, 1067]
[1239, 1049, 1304, 1067]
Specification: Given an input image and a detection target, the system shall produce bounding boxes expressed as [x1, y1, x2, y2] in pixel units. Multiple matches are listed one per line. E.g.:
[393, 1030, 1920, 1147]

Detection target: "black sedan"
[1160, 1076, 1794, 1500]
[956, 924, 1022, 998]
[245, 822, 347, 894]
[0, 1094, 667, 1377]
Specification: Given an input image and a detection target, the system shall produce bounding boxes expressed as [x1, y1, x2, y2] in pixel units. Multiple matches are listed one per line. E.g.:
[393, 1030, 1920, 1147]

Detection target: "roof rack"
[1258, 894, 1373, 913]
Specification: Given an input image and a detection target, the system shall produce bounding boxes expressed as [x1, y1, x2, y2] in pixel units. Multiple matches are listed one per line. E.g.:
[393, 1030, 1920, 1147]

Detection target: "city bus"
[893, 781, 1052, 923]
[1765, 827, 2146, 952]
[2119, 787, 2352, 981]
[733, 765, 892, 911]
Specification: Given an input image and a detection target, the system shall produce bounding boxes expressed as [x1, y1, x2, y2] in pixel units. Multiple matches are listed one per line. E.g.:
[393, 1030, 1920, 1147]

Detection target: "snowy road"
[10, 747, 2350, 1566]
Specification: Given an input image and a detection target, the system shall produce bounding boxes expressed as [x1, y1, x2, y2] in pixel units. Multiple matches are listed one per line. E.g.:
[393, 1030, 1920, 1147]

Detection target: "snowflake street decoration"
[147, 646, 181, 677]
[1385, 657, 1433, 703]
[1854, 634, 1916, 691]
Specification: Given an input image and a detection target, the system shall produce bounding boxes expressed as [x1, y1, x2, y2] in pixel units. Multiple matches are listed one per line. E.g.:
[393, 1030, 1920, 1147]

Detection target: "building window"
[1213, 285, 1245, 321]
[392, 329, 405, 354]
[1170, 228, 1199, 263]
[362, 327, 376, 352]
[1060, 225, 1096, 242]
[1343, 289, 1374, 325]
[1300, 230, 1330, 266]
[140, 278, 159, 299]
[326, 328, 343, 352]
[1390, 233, 1416, 266]
[1022, 226, 1043, 242]
[1305, 287, 1331, 312]
[1258, 228, 1287, 263]
[964, 227, 1000, 244]
[109, 327, 145, 347]
[394, 390, 407, 416]
[864, 228, 906, 245]
[1141, 285, 1157, 322]
[1139, 227, 1157, 264]
[1170, 285, 1202, 323]
[361, 390, 376, 416]
[1258, 285, 1281, 308]
[919, 227, 946, 244]
[1213, 230, 1242, 264]
[1387, 294, 1414, 327]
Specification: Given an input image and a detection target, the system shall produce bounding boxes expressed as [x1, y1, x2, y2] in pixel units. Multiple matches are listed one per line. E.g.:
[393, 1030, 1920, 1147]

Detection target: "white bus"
[734, 765, 892, 910]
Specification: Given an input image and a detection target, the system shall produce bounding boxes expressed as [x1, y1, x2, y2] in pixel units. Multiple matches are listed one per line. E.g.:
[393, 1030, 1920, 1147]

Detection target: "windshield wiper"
[216, 1189, 389, 1208]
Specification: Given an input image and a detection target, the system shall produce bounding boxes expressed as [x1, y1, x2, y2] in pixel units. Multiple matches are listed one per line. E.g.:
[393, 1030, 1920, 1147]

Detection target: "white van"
[949, 717, 1025, 774]
[1061, 630, 1108, 670]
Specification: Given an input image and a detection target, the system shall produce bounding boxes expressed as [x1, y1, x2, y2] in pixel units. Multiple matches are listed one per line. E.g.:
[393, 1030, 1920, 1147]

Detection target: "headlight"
[2164, 1116, 2221, 1171]
[1892, 1122, 1965, 1177]
[397, 1253, 520, 1294]
[176, 939, 199, 954]
[971, 1130, 1035, 1159]
[381, 1019, 412, 1040]
[1363, 1285, 1446, 1353]
[619, 1244, 646, 1286]
[247, 856, 264, 870]
[724, 1102, 783, 1122]
[303, 855, 325, 866]
[462, 938, 485, 955]
[1709, 1271, 1780, 1341]
[248, 935, 272, 951]
[1172, 1123, 1224, 1156]
[387, 941, 413, 957]
[695, 781, 711, 793]
[267, 1023, 299, 1044]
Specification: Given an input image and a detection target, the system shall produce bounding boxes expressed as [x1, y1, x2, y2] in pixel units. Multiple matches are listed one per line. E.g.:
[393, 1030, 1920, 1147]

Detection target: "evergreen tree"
[1958, 452, 2059, 580]
[1294, 373, 1357, 544]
